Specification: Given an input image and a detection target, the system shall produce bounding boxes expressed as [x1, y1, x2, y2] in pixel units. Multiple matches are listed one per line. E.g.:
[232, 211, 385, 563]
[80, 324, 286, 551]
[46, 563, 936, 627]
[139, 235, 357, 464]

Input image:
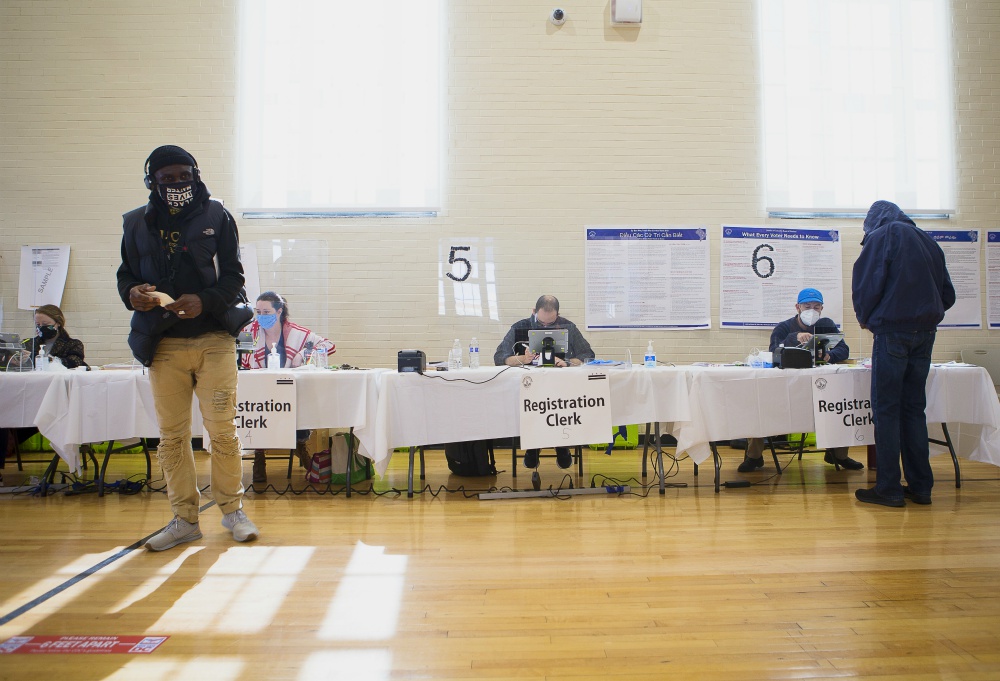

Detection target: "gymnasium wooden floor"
[1, 444, 999, 681]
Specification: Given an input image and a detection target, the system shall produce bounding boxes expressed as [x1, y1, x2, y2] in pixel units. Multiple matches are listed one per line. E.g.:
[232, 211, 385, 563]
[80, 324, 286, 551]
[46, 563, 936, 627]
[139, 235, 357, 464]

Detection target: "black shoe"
[555, 448, 572, 469]
[902, 486, 932, 505]
[855, 487, 905, 508]
[824, 451, 865, 471]
[523, 449, 539, 469]
[737, 455, 765, 473]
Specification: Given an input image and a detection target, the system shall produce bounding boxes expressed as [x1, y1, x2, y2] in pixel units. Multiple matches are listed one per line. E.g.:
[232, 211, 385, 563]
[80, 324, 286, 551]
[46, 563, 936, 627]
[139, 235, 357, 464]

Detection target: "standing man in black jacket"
[852, 200, 955, 508]
[117, 145, 258, 550]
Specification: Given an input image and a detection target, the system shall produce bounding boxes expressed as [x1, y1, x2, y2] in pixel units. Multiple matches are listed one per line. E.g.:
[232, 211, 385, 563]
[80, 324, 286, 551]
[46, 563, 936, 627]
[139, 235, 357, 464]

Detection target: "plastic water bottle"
[36, 346, 49, 371]
[267, 342, 281, 370]
[314, 345, 328, 369]
[469, 337, 480, 369]
[450, 339, 462, 370]
[644, 340, 656, 368]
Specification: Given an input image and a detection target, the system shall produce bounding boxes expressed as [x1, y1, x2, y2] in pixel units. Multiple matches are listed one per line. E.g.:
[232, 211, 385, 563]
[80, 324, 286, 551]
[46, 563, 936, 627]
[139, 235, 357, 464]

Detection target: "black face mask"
[157, 181, 196, 215]
[37, 324, 58, 341]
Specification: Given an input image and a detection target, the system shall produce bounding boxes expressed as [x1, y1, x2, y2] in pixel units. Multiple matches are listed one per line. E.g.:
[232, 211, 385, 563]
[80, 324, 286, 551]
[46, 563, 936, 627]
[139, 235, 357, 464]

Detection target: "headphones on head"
[143, 152, 200, 190]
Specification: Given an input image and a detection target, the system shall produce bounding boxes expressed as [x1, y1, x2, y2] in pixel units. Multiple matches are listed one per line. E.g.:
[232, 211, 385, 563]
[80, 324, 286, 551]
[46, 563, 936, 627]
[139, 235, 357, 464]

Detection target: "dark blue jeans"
[871, 330, 936, 500]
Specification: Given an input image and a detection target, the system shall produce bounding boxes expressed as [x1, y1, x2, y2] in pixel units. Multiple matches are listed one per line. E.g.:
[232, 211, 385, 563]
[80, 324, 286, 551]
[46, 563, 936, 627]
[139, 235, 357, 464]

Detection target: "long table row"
[3, 363, 999, 490]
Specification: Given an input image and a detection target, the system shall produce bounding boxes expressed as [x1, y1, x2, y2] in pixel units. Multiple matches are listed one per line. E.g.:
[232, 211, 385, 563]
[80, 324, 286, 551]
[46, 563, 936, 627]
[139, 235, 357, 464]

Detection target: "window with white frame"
[759, 0, 954, 216]
[237, 0, 443, 215]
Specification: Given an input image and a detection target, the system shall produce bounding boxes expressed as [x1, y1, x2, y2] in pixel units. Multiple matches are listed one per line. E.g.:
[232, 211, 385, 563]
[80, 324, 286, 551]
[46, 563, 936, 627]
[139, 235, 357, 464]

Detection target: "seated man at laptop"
[739, 287, 864, 472]
[494, 295, 596, 469]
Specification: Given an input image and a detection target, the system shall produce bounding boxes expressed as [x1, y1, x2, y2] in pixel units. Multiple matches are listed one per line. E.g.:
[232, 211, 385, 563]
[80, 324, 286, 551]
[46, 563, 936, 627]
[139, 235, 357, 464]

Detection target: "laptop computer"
[527, 328, 569, 355]
[0, 333, 26, 371]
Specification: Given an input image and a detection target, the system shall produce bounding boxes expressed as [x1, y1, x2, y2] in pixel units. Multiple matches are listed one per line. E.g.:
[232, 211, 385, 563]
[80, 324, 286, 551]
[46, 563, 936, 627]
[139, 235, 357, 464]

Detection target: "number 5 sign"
[438, 238, 500, 320]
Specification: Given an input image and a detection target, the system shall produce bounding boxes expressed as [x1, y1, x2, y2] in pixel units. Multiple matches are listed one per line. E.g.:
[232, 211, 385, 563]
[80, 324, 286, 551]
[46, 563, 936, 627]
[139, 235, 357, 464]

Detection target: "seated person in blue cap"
[739, 287, 864, 472]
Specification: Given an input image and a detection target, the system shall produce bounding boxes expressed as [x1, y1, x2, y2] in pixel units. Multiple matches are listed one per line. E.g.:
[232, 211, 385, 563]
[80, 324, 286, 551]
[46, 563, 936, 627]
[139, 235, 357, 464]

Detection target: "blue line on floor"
[0, 501, 217, 627]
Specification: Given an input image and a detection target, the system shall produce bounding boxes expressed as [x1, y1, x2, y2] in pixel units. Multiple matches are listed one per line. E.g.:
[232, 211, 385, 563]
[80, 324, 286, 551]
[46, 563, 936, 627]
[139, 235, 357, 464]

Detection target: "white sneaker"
[145, 517, 202, 551]
[221, 508, 259, 543]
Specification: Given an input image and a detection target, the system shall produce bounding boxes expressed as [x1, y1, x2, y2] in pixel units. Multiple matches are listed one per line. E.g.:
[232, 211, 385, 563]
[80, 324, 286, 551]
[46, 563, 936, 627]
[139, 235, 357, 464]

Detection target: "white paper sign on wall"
[518, 369, 612, 450]
[812, 371, 874, 449]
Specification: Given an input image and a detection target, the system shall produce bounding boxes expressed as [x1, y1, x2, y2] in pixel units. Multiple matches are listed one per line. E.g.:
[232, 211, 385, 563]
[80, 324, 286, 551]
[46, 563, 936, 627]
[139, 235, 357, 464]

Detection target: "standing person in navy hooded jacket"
[851, 200, 955, 508]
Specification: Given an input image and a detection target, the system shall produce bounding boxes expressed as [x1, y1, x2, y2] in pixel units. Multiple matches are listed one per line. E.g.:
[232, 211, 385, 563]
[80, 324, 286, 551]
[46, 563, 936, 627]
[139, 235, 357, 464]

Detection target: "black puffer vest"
[121, 199, 234, 365]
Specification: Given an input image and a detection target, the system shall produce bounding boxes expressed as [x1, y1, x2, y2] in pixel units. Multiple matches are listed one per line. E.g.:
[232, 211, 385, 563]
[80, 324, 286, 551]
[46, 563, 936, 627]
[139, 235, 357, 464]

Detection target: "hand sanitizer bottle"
[36, 346, 49, 371]
[644, 340, 656, 368]
[267, 343, 281, 370]
[469, 337, 480, 369]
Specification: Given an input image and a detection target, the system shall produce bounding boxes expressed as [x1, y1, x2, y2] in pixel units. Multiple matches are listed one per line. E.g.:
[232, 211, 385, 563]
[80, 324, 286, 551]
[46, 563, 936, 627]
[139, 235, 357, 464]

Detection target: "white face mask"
[799, 309, 820, 326]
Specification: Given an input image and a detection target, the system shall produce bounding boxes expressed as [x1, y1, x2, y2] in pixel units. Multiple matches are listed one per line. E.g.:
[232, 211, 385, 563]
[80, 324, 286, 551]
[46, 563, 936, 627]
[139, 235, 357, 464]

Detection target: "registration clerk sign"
[518, 369, 612, 450]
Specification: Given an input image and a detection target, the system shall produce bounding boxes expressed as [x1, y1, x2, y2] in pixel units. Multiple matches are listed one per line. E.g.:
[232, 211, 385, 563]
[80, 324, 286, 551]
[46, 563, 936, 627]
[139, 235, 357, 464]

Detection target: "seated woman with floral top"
[240, 292, 335, 483]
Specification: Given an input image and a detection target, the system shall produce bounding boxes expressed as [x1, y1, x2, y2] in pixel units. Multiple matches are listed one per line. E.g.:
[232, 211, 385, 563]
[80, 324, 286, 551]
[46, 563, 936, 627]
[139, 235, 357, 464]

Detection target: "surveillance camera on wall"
[550, 8, 566, 25]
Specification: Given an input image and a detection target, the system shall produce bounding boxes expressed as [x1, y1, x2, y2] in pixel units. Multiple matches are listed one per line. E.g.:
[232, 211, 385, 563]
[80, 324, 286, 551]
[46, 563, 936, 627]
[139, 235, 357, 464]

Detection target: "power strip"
[479, 485, 630, 500]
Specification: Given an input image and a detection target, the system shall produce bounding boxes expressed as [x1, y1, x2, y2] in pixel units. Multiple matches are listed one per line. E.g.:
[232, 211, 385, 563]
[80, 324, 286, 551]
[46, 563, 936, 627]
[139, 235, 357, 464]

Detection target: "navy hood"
[862, 200, 915, 244]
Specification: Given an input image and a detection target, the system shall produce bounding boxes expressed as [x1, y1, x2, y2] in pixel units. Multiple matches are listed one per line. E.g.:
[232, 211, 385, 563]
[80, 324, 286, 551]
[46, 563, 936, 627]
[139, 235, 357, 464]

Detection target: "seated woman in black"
[3, 305, 87, 482]
[23, 304, 87, 369]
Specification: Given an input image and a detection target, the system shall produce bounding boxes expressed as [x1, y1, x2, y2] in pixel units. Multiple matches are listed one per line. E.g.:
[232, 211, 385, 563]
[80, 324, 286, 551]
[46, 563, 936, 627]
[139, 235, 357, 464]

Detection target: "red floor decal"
[0, 635, 168, 654]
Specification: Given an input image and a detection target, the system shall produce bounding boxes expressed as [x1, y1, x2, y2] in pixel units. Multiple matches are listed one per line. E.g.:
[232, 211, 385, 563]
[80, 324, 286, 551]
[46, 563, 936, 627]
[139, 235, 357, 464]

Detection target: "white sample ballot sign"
[233, 373, 297, 449]
[518, 369, 612, 450]
[927, 230, 981, 329]
[812, 371, 875, 449]
[585, 226, 711, 329]
[18, 245, 70, 310]
[720, 226, 843, 328]
[987, 231, 1000, 329]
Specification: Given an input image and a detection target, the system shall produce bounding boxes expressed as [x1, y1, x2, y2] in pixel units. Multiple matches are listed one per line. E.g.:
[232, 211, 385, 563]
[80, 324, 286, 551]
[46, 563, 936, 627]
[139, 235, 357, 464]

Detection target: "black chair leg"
[576, 445, 583, 476]
[641, 423, 651, 478]
[16, 439, 23, 471]
[141, 438, 152, 485]
[767, 437, 782, 473]
[407, 446, 416, 498]
[941, 423, 961, 488]
[98, 440, 115, 497]
[40, 453, 60, 497]
[928, 423, 962, 489]
[345, 431, 353, 498]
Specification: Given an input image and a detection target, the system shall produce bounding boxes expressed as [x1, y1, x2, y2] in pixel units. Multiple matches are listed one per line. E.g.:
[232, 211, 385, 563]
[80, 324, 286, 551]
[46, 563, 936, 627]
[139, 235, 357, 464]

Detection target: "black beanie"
[145, 145, 198, 177]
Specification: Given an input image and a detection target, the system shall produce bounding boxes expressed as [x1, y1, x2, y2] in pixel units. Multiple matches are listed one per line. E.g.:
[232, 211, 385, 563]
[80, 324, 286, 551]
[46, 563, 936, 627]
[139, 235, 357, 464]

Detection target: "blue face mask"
[256, 314, 278, 330]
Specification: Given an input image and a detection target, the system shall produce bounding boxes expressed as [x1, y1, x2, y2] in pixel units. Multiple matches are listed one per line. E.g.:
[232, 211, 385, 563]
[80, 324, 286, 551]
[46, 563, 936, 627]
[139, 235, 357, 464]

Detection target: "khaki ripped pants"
[149, 331, 244, 523]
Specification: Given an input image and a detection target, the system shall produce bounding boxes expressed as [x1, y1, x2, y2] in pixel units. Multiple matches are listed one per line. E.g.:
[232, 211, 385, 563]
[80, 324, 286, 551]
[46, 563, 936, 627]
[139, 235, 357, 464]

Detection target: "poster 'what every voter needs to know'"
[721, 226, 844, 329]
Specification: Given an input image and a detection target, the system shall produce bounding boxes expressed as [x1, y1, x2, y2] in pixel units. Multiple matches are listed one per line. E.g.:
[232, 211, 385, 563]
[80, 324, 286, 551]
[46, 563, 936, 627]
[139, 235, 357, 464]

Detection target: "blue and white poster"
[987, 231, 1000, 329]
[927, 230, 981, 329]
[585, 226, 710, 330]
[720, 226, 843, 329]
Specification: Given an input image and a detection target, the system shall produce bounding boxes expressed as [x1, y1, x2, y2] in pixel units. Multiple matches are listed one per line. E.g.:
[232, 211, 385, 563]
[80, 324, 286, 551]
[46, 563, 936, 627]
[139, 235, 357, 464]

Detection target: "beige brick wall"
[1, 1, 997, 368]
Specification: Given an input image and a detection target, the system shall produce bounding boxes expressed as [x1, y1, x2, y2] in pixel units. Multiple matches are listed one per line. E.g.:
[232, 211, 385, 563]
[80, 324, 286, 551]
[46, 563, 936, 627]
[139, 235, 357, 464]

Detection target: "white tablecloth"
[6, 368, 388, 474]
[371, 364, 692, 475]
[0, 372, 60, 428]
[8, 362, 999, 479]
[672, 364, 1000, 466]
